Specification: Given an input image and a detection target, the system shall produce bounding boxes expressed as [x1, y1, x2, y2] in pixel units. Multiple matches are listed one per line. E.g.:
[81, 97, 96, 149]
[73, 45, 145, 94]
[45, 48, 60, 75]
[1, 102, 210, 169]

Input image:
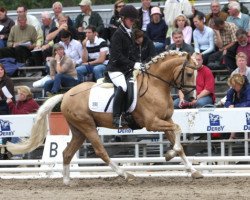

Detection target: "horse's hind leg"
[62, 124, 86, 185]
[165, 124, 203, 179]
[86, 129, 135, 181]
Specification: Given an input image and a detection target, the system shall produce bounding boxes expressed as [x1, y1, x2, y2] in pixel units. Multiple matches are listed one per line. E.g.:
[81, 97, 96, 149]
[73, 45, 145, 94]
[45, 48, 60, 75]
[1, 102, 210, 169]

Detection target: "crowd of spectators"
[0, 0, 249, 146]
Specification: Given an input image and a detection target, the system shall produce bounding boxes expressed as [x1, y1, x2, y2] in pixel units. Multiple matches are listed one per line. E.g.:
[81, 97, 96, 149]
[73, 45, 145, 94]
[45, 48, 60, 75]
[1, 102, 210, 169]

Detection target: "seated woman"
[7, 85, 39, 114]
[193, 14, 215, 65]
[225, 73, 250, 139]
[146, 7, 168, 54]
[44, 43, 78, 96]
[108, 0, 125, 40]
[171, 14, 192, 45]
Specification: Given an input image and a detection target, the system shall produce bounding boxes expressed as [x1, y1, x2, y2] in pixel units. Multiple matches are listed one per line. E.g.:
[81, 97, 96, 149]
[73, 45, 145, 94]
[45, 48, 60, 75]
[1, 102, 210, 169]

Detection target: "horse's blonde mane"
[144, 50, 189, 69]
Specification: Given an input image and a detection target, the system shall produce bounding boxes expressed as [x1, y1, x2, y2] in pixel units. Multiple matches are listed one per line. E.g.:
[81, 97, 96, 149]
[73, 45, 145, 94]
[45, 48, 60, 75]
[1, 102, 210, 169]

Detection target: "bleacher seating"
[212, 69, 230, 101]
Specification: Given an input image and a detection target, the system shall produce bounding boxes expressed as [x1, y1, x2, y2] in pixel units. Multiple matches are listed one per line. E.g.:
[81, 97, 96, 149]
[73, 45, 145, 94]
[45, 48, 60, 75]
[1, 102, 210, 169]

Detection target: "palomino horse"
[7, 51, 203, 184]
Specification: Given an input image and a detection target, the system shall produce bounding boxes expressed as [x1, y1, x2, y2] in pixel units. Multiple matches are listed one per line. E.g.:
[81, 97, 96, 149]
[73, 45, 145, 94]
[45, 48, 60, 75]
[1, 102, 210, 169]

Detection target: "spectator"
[0, 7, 15, 48]
[222, 0, 249, 15]
[59, 30, 83, 66]
[205, 0, 228, 28]
[134, 29, 156, 63]
[51, 1, 74, 28]
[44, 43, 78, 96]
[216, 52, 250, 107]
[164, 0, 192, 40]
[75, 0, 104, 41]
[166, 29, 194, 55]
[225, 74, 250, 139]
[76, 25, 109, 83]
[207, 17, 238, 70]
[106, 5, 139, 127]
[136, 0, 153, 32]
[47, 13, 78, 44]
[108, 0, 125, 40]
[0, 14, 37, 63]
[171, 14, 192, 45]
[0, 63, 15, 160]
[146, 6, 168, 54]
[189, 5, 205, 31]
[193, 14, 215, 65]
[7, 85, 39, 114]
[224, 29, 250, 72]
[16, 5, 43, 48]
[33, 30, 83, 88]
[226, 1, 250, 32]
[38, 11, 54, 62]
[174, 53, 215, 108]
[231, 52, 250, 80]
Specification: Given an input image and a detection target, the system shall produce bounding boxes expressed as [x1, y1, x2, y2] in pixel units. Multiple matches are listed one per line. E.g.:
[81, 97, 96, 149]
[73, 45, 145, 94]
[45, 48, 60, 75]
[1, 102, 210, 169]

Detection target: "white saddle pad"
[89, 81, 137, 113]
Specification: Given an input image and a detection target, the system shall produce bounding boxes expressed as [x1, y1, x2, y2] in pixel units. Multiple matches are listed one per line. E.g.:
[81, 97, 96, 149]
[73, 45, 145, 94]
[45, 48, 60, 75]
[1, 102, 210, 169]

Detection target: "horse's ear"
[186, 53, 191, 60]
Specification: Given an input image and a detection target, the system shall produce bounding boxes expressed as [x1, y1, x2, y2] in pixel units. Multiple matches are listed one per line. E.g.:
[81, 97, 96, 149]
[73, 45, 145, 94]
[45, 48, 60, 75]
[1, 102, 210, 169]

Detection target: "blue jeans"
[0, 39, 6, 48]
[44, 73, 78, 95]
[153, 42, 165, 54]
[174, 96, 214, 109]
[76, 64, 106, 83]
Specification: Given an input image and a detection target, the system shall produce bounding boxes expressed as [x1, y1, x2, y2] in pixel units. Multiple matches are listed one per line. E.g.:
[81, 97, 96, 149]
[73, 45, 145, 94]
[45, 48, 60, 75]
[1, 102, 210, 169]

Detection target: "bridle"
[138, 59, 196, 97]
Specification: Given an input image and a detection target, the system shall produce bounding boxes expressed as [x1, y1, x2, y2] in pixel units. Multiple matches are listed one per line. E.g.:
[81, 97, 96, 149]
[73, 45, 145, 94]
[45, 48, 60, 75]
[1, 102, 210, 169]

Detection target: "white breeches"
[108, 71, 127, 92]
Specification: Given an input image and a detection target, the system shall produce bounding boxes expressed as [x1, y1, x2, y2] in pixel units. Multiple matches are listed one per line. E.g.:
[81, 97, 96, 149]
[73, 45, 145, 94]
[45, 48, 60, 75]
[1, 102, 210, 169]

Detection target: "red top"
[196, 65, 216, 103]
[7, 98, 39, 114]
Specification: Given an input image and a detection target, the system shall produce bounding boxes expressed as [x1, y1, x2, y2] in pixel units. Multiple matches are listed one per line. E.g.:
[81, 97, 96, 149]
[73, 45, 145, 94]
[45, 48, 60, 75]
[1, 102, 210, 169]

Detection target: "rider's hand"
[134, 62, 143, 70]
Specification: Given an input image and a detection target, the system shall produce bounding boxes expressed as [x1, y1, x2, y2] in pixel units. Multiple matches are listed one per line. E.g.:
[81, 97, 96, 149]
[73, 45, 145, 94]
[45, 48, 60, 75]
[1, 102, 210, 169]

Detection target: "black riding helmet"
[120, 5, 139, 20]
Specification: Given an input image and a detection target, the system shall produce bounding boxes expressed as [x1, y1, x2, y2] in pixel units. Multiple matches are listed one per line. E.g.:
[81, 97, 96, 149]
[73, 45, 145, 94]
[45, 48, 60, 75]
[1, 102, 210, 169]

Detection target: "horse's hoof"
[125, 172, 135, 182]
[63, 177, 70, 185]
[165, 150, 177, 161]
[191, 171, 204, 179]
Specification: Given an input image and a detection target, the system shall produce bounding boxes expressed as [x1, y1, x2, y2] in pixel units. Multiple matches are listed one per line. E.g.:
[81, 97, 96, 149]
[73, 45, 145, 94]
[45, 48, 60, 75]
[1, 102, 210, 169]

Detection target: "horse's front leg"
[165, 124, 203, 179]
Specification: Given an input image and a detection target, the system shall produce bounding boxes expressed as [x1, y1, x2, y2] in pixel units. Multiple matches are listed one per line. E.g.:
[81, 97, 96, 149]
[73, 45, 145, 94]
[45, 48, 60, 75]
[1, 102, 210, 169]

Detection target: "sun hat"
[151, 7, 161, 16]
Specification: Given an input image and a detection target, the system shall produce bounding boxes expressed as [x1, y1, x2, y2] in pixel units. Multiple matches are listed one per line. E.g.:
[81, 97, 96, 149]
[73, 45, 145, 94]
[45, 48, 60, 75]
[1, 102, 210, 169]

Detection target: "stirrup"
[113, 115, 128, 128]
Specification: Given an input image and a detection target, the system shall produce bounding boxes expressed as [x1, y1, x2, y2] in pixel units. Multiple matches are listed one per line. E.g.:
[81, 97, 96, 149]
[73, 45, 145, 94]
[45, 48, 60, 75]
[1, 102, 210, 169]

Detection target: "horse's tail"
[6, 94, 64, 155]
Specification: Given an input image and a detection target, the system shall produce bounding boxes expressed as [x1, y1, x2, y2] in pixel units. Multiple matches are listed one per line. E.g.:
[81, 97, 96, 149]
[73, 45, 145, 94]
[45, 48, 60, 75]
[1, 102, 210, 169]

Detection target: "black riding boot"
[112, 86, 128, 128]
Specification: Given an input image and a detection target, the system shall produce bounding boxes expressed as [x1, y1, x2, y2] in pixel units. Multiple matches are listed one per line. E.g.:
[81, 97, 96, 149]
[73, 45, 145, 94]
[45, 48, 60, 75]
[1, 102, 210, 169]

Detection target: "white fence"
[0, 108, 250, 179]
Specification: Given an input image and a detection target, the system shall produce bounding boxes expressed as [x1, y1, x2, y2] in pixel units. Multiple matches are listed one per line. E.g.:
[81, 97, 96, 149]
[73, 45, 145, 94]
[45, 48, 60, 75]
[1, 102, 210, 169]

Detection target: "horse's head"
[142, 51, 198, 94]
[173, 53, 198, 93]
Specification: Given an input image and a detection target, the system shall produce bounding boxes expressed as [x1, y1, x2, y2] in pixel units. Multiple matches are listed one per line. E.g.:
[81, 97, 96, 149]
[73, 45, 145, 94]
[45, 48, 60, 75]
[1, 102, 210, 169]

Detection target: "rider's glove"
[134, 62, 143, 70]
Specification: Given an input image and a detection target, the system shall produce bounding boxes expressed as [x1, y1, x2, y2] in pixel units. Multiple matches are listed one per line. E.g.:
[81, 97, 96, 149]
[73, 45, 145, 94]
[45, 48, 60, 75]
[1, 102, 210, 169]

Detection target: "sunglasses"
[117, 4, 125, 8]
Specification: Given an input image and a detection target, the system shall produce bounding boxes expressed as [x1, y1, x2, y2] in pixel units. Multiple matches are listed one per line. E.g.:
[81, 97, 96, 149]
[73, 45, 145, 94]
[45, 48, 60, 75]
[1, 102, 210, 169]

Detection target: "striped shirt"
[86, 36, 109, 65]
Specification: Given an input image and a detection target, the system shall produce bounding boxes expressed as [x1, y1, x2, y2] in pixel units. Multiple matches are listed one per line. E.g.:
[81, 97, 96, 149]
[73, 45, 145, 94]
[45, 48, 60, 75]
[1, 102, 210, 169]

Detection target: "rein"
[139, 59, 196, 97]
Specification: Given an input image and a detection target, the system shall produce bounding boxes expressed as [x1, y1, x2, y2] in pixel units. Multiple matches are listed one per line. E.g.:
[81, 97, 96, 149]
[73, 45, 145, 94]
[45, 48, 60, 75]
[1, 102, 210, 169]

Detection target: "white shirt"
[59, 39, 83, 65]
[142, 9, 150, 31]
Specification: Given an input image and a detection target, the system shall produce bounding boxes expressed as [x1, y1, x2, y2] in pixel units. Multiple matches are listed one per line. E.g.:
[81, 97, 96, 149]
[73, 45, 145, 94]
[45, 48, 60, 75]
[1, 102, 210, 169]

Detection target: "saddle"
[89, 77, 141, 129]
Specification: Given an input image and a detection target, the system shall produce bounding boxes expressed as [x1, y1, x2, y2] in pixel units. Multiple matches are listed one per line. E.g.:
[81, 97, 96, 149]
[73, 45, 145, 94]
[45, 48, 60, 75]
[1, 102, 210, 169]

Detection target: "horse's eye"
[186, 73, 193, 77]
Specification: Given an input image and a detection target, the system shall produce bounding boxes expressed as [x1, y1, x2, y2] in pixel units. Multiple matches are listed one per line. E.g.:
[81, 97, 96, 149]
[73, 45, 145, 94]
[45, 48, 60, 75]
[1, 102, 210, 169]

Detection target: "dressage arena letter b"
[50, 142, 58, 157]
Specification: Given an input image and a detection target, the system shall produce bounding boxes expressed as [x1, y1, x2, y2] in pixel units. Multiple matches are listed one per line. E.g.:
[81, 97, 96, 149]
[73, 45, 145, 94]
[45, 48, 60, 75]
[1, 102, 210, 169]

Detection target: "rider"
[106, 5, 143, 128]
